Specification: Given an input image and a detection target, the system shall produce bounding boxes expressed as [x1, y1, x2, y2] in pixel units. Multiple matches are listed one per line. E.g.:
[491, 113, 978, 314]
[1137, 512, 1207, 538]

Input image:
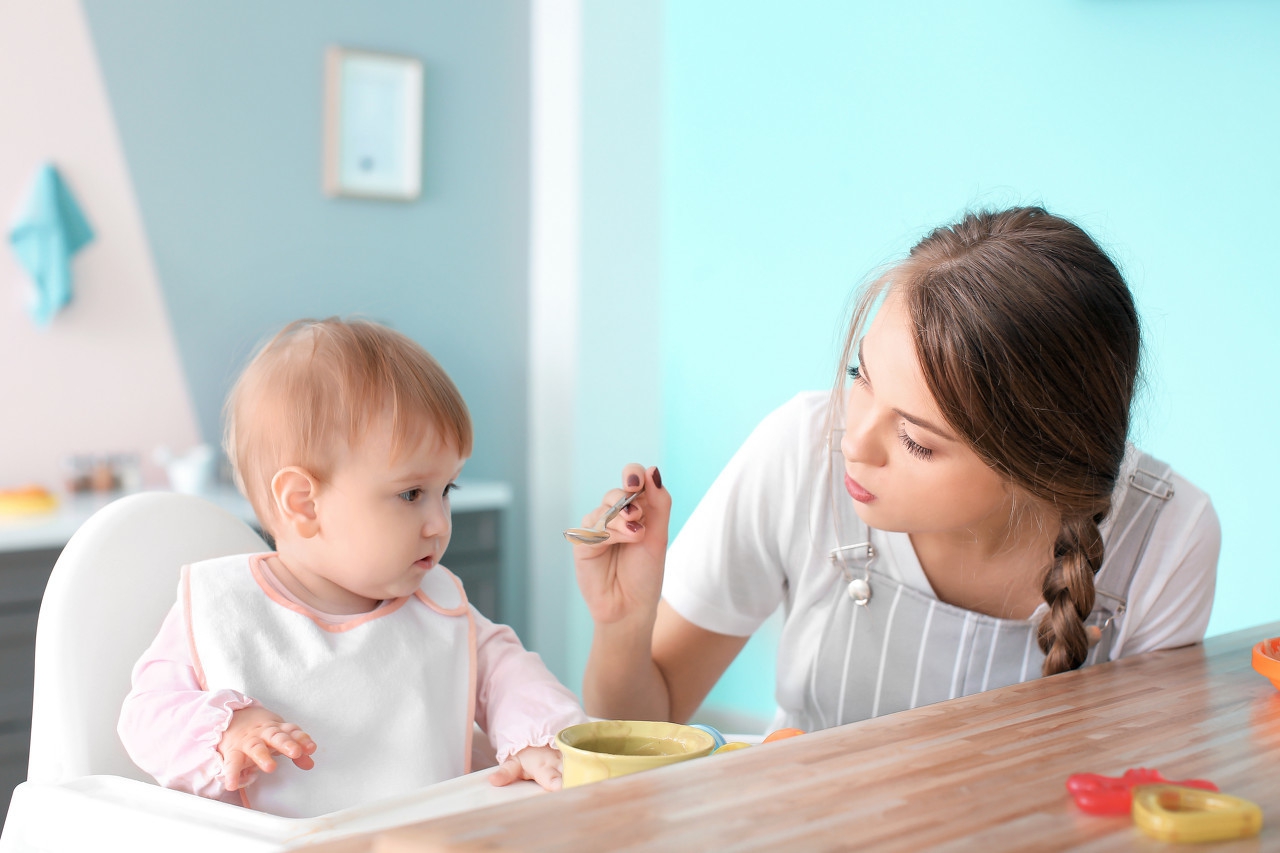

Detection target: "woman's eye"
[399, 488, 423, 502]
[898, 428, 934, 461]
[847, 364, 866, 385]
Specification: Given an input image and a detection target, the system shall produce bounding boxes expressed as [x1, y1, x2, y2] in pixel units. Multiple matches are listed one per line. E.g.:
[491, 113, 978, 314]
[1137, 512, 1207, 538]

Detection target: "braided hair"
[894, 207, 1138, 675]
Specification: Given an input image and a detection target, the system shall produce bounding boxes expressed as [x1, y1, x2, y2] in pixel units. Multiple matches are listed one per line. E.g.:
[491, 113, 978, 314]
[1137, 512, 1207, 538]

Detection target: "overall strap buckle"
[1128, 467, 1174, 500]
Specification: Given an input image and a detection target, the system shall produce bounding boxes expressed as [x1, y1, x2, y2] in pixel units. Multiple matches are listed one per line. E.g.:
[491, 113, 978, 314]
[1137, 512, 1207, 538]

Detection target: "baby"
[118, 318, 587, 818]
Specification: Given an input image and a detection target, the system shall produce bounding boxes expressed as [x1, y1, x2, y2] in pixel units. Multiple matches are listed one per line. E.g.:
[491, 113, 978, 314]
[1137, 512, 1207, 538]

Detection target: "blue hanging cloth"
[8, 163, 94, 327]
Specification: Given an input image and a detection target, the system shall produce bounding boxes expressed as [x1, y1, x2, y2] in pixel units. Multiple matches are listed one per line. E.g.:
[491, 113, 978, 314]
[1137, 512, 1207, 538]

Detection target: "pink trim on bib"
[414, 567, 471, 616]
[249, 554, 412, 632]
[464, 605, 477, 774]
[182, 568, 209, 692]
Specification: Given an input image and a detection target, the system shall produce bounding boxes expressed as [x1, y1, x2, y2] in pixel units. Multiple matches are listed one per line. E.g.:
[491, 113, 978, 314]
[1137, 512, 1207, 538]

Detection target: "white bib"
[183, 554, 475, 818]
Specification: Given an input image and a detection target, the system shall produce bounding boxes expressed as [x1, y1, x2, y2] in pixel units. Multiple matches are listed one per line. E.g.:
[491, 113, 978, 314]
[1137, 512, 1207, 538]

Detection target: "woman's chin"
[850, 500, 908, 533]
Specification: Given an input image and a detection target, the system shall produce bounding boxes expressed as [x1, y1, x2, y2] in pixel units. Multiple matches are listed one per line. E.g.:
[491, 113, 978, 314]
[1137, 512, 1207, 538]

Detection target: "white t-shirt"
[663, 391, 1220, 724]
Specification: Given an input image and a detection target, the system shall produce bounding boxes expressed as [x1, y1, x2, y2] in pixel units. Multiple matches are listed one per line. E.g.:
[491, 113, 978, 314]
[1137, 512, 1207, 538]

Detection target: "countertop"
[0, 482, 514, 554]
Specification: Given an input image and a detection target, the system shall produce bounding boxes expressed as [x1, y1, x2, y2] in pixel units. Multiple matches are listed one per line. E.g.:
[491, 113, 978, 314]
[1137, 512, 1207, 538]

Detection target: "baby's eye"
[442, 483, 458, 499]
[399, 488, 423, 502]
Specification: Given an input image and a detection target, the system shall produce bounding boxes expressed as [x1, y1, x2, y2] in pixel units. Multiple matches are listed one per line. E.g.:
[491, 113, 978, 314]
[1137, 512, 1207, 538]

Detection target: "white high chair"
[1, 492, 536, 853]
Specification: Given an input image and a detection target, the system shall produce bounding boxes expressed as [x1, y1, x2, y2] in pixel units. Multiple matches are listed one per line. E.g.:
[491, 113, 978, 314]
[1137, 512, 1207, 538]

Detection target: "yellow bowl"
[554, 720, 716, 788]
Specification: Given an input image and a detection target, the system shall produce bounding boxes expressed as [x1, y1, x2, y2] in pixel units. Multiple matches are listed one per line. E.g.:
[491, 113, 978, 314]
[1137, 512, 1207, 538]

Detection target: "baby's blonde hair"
[223, 318, 473, 533]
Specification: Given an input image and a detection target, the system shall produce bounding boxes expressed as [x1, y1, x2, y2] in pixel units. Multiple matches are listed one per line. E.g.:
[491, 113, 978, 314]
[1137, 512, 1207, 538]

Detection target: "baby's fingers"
[220, 751, 250, 791]
[265, 724, 315, 758]
[528, 760, 563, 792]
[488, 757, 524, 788]
[266, 724, 317, 770]
[245, 738, 278, 774]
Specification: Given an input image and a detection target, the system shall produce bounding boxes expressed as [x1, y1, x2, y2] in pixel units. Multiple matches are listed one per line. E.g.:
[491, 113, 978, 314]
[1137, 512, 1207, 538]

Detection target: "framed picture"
[323, 47, 424, 201]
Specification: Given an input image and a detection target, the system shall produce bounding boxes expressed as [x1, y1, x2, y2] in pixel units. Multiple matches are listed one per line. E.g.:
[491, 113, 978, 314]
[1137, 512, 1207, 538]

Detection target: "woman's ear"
[271, 467, 321, 538]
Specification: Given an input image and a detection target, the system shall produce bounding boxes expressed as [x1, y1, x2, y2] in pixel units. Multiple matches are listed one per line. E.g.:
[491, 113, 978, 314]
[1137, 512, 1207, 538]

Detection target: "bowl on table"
[1251, 637, 1280, 690]
[554, 720, 717, 788]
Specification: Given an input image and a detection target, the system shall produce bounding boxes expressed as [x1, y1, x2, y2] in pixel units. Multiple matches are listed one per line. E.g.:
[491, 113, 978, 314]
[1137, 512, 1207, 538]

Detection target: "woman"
[572, 207, 1220, 731]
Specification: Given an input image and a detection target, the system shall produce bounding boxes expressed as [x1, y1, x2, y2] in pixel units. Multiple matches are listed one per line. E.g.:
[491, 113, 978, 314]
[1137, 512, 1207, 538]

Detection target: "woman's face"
[841, 289, 1013, 535]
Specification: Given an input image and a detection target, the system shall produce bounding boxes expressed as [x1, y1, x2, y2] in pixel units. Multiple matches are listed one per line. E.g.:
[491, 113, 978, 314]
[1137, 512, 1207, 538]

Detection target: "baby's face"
[309, 416, 466, 605]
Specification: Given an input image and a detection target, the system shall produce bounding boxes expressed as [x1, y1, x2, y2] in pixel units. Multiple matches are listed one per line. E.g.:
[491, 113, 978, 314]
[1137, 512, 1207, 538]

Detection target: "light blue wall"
[662, 1, 1280, 718]
[568, 2, 665, 693]
[81, 1, 533, 637]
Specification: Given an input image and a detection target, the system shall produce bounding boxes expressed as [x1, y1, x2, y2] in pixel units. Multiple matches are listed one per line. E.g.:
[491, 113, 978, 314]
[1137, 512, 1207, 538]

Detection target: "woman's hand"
[489, 744, 563, 792]
[572, 465, 670, 630]
[217, 705, 317, 792]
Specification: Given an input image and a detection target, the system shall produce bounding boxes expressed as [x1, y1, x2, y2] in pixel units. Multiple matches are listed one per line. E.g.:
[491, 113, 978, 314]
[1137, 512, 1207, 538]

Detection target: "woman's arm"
[583, 600, 747, 723]
[572, 464, 748, 721]
[574, 465, 674, 719]
[577, 396, 817, 721]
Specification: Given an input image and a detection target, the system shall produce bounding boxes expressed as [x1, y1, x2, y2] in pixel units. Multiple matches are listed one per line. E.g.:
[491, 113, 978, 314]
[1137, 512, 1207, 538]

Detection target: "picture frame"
[323, 47, 424, 201]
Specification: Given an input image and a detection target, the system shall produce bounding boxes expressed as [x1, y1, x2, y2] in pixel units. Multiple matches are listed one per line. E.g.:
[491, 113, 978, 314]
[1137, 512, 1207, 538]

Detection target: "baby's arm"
[472, 608, 588, 791]
[118, 601, 314, 798]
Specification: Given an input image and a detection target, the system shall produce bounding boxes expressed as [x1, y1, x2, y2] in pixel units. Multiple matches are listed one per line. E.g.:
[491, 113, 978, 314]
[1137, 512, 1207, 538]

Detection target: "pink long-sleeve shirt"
[118, 556, 586, 805]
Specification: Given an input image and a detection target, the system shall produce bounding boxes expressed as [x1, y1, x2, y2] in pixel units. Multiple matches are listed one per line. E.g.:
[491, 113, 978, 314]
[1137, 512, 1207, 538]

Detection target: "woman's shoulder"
[728, 391, 834, 484]
[1113, 444, 1217, 531]
[744, 391, 833, 453]
[1102, 443, 1220, 591]
[707, 391, 830, 492]
[1106, 445, 1220, 656]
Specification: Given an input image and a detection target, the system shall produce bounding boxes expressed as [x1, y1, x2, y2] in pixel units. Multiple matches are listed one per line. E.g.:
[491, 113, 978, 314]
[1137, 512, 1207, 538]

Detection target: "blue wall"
[82, 1, 533, 635]
[662, 1, 1280, 718]
[72, 1, 1280, 719]
[569, 3, 666, 691]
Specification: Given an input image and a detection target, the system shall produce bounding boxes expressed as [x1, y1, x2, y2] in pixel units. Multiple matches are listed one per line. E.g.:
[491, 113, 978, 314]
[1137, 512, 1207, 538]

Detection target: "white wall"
[0, 0, 200, 489]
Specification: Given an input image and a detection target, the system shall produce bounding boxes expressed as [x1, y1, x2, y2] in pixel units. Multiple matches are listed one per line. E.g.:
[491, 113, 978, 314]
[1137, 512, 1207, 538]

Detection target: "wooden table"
[303, 622, 1280, 852]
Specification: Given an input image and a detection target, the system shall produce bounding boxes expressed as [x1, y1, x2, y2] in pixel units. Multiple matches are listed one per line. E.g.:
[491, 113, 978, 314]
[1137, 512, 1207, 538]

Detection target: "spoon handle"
[600, 488, 643, 526]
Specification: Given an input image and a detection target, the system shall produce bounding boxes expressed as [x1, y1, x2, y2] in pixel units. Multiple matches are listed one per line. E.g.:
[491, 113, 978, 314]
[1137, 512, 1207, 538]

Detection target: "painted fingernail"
[626, 521, 641, 532]
[627, 474, 641, 488]
[653, 468, 663, 489]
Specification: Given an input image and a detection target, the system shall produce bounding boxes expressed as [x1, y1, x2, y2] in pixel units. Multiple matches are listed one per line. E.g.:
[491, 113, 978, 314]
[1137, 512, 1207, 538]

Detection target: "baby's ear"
[271, 467, 320, 538]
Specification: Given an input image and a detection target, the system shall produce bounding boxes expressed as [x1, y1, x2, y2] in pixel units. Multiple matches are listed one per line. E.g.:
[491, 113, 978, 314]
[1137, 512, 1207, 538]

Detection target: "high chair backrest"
[27, 492, 267, 784]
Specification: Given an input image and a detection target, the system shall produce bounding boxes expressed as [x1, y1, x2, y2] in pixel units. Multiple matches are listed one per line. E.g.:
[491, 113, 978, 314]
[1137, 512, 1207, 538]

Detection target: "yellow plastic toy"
[713, 742, 752, 754]
[1132, 785, 1262, 843]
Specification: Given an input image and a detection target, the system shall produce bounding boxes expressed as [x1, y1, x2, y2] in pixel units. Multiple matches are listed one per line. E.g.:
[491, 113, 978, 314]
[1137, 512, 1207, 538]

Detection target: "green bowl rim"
[554, 720, 717, 760]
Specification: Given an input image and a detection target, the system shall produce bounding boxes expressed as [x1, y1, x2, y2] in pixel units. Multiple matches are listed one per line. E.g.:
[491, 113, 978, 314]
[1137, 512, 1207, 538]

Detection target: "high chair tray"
[1, 768, 541, 852]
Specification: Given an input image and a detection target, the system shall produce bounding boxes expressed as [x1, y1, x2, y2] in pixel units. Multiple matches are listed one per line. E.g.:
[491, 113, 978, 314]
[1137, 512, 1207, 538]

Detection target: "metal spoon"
[563, 489, 643, 545]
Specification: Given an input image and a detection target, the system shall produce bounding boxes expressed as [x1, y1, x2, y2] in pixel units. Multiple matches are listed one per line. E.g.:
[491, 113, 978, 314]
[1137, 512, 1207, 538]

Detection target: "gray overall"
[790, 432, 1174, 732]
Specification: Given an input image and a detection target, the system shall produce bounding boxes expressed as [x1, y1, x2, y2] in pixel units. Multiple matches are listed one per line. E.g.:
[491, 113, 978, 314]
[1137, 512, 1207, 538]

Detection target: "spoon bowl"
[563, 489, 642, 545]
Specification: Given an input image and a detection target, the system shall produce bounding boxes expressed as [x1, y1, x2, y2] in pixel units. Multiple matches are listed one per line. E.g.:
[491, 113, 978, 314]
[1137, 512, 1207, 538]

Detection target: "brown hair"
[224, 318, 473, 534]
[837, 207, 1139, 676]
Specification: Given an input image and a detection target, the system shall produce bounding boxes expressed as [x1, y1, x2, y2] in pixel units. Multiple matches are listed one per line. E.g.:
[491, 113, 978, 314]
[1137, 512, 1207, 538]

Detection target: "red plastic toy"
[1066, 768, 1219, 815]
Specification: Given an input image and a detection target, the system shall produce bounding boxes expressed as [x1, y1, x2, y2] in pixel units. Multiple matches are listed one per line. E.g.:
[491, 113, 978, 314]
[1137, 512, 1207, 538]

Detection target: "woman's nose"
[842, 407, 886, 468]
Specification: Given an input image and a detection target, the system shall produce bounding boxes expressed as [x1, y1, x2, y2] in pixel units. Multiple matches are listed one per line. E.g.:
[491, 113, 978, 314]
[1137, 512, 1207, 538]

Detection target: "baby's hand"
[489, 744, 562, 792]
[217, 705, 317, 792]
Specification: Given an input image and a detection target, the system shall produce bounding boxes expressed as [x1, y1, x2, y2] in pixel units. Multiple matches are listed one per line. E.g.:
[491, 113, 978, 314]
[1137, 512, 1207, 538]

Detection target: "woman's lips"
[845, 474, 876, 503]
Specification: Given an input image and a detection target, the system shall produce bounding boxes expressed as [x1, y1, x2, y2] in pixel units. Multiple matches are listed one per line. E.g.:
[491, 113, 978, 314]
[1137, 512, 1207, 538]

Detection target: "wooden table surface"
[302, 622, 1280, 852]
